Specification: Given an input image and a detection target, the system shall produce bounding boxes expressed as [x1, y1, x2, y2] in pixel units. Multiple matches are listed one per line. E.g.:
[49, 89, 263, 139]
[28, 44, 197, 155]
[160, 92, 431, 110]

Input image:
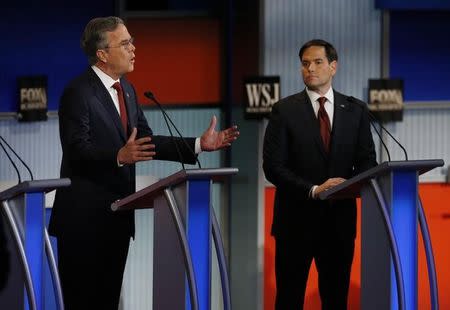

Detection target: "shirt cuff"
[195, 137, 202, 154]
[309, 185, 318, 199]
[117, 157, 124, 167]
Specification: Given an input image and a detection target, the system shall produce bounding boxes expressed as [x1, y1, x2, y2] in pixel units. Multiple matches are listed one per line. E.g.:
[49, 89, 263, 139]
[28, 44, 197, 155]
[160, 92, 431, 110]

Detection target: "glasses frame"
[104, 37, 135, 51]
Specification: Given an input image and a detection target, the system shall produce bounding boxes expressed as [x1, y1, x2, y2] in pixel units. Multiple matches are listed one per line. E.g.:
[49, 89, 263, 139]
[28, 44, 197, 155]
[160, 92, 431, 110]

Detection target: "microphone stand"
[0, 135, 34, 180]
[145, 91, 202, 169]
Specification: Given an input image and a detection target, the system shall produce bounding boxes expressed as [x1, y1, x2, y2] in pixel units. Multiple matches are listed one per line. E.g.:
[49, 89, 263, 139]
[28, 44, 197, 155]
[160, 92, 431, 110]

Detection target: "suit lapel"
[87, 69, 127, 142]
[298, 91, 328, 160]
[329, 91, 350, 157]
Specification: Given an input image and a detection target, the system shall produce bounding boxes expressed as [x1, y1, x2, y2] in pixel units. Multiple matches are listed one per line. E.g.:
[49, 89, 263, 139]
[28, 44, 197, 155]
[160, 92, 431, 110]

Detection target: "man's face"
[300, 46, 336, 94]
[102, 24, 136, 79]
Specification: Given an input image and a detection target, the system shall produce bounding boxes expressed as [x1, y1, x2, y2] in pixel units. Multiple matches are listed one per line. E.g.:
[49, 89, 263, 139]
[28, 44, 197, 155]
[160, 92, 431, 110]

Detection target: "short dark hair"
[80, 16, 125, 65]
[298, 39, 338, 63]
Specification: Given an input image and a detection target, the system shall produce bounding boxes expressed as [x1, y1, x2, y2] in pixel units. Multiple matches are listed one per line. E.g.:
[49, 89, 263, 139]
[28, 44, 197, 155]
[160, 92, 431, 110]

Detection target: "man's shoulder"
[333, 89, 363, 103]
[274, 90, 307, 110]
[64, 67, 94, 89]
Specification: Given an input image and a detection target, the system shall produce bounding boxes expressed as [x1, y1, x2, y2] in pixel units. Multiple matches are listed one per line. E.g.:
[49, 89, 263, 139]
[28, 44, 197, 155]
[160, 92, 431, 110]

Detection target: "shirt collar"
[91, 65, 120, 89]
[306, 87, 334, 105]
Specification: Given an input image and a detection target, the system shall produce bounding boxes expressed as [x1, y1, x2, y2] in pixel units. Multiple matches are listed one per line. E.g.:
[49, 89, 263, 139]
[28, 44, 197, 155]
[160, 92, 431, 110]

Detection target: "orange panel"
[264, 184, 450, 309]
[125, 18, 221, 105]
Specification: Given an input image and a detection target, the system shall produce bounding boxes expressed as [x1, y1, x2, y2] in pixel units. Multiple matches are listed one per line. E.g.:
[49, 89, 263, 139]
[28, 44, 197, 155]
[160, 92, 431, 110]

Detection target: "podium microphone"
[143, 91, 185, 170]
[144, 91, 202, 169]
[347, 96, 408, 161]
[0, 135, 34, 183]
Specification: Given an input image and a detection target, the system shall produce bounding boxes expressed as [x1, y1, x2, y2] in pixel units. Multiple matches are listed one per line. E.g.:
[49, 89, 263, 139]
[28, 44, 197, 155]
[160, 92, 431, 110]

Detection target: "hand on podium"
[315, 177, 346, 196]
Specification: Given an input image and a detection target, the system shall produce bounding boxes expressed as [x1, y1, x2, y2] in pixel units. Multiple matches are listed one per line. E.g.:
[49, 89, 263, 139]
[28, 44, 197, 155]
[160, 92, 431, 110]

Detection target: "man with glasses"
[48, 16, 239, 309]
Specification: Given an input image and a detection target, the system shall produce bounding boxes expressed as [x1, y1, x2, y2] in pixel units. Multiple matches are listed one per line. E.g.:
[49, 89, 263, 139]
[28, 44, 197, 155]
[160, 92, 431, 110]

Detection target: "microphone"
[347, 96, 408, 161]
[0, 139, 21, 184]
[144, 91, 202, 169]
[0, 135, 34, 183]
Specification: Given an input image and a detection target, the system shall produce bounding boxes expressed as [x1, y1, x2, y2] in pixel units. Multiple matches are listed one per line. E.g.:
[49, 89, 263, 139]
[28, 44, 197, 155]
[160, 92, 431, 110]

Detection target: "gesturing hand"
[200, 115, 239, 152]
[117, 128, 156, 165]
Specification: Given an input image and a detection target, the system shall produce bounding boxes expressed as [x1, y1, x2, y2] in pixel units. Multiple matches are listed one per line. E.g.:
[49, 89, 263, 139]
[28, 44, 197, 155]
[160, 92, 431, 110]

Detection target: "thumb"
[127, 127, 137, 142]
[208, 115, 217, 133]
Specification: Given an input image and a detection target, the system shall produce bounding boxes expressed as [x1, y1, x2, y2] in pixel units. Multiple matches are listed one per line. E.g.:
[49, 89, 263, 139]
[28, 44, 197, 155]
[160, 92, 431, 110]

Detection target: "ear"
[330, 60, 337, 76]
[96, 49, 107, 63]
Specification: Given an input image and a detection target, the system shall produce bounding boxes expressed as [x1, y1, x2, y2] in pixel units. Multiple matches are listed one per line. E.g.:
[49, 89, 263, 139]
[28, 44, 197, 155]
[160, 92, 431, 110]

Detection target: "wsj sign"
[244, 76, 280, 119]
[368, 79, 403, 122]
[18, 75, 48, 122]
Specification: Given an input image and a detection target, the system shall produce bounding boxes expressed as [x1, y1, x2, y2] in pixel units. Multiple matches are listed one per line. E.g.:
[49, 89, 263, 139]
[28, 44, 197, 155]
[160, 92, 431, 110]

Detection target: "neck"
[94, 62, 120, 81]
[308, 86, 331, 97]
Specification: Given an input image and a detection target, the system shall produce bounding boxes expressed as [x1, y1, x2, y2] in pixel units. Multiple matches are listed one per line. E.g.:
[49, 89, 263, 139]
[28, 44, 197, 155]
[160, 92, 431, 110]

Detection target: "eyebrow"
[302, 58, 324, 63]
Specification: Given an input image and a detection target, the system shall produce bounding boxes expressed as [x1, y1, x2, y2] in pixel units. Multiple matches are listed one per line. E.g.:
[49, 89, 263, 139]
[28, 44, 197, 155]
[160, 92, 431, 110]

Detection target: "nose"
[129, 42, 135, 52]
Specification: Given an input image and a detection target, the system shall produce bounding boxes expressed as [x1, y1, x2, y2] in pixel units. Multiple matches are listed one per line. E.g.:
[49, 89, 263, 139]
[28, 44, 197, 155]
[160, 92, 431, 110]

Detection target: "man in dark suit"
[263, 39, 377, 309]
[48, 16, 239, 309]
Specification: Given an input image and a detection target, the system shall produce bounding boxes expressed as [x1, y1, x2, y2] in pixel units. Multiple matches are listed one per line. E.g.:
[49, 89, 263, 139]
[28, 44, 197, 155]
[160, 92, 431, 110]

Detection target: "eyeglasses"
[105, 37, 135, 51]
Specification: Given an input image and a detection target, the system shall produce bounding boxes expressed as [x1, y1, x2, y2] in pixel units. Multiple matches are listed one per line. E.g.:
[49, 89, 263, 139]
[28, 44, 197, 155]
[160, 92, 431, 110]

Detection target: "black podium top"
[111, 168, 238, 211]
[0, 178, 71, 201]
[319, 159, 444, 200]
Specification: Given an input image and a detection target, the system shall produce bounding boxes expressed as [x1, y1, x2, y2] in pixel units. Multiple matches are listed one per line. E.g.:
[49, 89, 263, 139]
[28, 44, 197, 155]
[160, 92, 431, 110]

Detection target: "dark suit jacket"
[263, 89, 377, 241]
[48, 68, 197, 239]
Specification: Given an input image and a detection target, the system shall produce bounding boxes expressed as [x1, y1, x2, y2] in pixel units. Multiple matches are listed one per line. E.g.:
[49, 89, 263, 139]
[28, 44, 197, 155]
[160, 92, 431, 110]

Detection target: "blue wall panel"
[390, 11, 450, 101]
[0, 1, 114, 112]
[376, 0, 450, 10]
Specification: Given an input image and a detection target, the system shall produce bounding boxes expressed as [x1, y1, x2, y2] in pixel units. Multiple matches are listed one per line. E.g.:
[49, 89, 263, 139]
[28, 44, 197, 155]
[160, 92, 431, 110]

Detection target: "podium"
[111, 168, 238, 310]
[319, 159, 444, 310]
[0, 178, 70, 310]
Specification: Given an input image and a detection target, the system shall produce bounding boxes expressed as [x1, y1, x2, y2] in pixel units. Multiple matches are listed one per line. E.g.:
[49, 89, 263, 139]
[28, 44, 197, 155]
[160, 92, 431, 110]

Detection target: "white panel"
[0, 118, 61, 182]
[381, 107, 450, 182]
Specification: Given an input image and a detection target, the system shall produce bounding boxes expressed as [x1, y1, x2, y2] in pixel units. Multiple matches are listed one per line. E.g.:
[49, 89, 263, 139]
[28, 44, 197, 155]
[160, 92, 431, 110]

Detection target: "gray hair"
[80, 16, 125, 65]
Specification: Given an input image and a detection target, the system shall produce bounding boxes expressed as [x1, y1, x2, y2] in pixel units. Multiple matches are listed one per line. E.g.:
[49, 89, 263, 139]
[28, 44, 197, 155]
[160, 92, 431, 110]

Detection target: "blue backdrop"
[0, 1, 114, 112]
[390, 11, 450, 101]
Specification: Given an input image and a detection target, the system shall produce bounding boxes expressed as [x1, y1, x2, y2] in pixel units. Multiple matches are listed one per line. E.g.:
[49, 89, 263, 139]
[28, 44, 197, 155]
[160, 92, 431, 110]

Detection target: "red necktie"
[318, 96, 331, 153]
[112, 82, 128, 135]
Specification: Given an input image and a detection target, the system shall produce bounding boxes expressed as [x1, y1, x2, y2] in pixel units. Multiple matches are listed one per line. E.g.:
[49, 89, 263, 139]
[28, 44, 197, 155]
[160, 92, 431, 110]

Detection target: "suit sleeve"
[58, 86, 119, 164]
[263, 104, 314, 197]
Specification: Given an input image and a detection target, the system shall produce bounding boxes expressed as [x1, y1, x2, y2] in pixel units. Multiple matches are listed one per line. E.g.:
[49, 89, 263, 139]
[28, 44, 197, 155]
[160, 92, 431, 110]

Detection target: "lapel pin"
[126, 93, 130, 98]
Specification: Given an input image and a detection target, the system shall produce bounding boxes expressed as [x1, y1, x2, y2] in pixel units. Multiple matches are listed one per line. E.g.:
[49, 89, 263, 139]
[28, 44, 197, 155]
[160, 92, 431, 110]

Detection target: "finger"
[135, 136, 152, 145]
[227, 128, 240, 137]
[138, 151, 156, 157]
[135, 156, 154, 162]
[139, 143, 155, 150]
[228, 125, 239, 132]
[135, 157, 153, 162]
[208, 115, 217, 133]
[128, 128, 137, 142]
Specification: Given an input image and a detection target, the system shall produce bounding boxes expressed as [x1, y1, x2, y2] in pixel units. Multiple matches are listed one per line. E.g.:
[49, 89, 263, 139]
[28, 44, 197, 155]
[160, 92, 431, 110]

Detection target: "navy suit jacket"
[263, 89, 377, 241]
[49, 68, 197, 238]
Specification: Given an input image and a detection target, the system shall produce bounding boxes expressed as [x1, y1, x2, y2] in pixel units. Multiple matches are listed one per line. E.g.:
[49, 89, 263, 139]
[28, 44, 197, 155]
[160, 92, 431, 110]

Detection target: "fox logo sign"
[18, 75, 48, 122]
[244, 76, 280, 119]
[368, 78, 403, 122]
